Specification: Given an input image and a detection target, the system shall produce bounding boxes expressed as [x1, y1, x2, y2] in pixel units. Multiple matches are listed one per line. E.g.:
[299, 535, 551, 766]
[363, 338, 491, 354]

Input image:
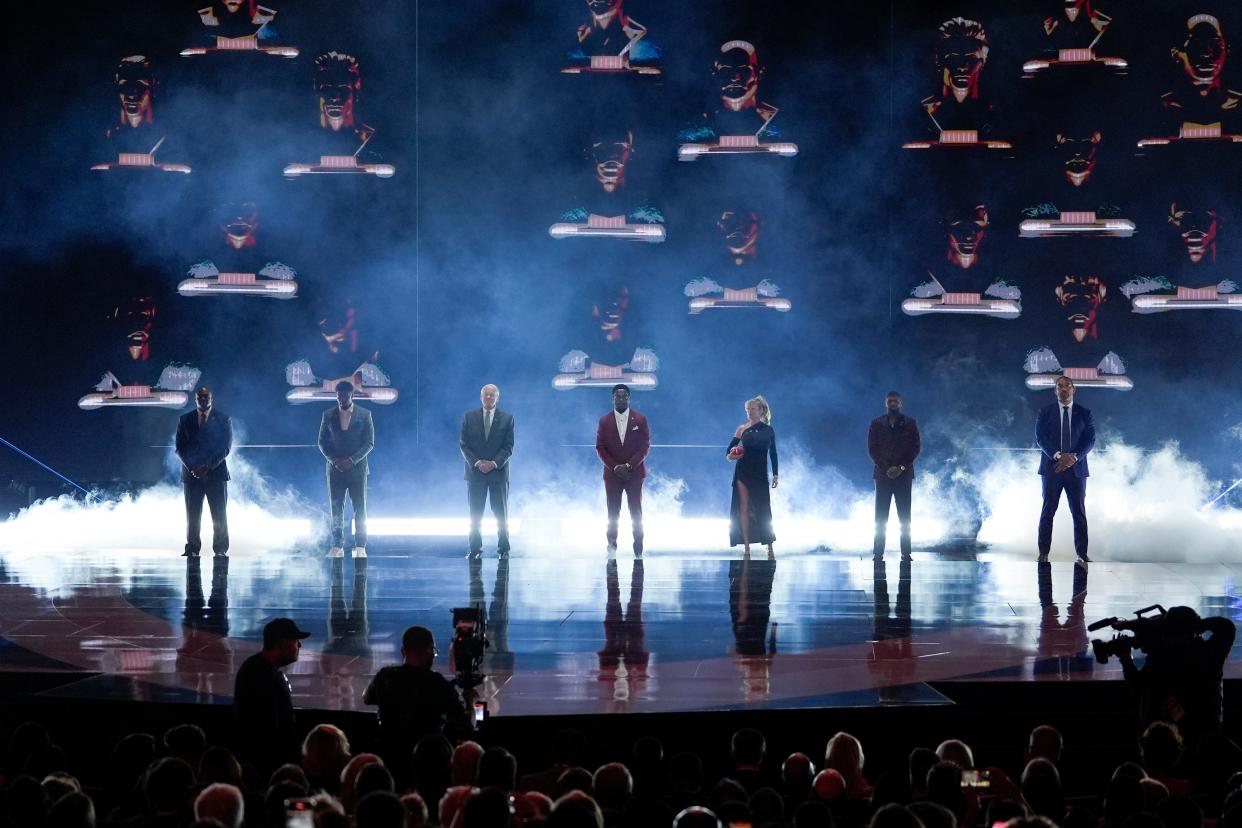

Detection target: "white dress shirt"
[614, 408, 630, 444]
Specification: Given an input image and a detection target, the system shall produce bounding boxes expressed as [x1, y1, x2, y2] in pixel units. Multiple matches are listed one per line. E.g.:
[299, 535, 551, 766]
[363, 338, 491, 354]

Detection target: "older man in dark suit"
[175, 386, 232, 557]
[595, 384, 651, 555]
[460, 384, 515, 558]
[318, 381, 375, 559]
[1035, 375, 1096, 563]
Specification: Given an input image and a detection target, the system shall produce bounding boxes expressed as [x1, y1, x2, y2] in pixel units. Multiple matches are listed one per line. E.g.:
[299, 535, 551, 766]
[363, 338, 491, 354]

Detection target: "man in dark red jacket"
[595, 384, 651, 555]
[867, 391, 921, 560]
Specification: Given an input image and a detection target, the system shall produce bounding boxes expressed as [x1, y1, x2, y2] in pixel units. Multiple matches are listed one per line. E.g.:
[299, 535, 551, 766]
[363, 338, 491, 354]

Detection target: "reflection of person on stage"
[460, 384, 514, 559]
[319, 381, 374, 559]
[176, 387, 232, 558]
[321, 558, 370, 709]
[1035, 376, 1095, 564]
[870, 558, 914, 703]
[178, 556, 233, 699]
[867, 391, 920, 561]
[468, 554, 514, 717]
[595, 384, 650, 555]
[730, 552, 776, 701]
[727, 396, 778, 555]
[1035, 561, 1090, 679]
[598, 559, 647, 712]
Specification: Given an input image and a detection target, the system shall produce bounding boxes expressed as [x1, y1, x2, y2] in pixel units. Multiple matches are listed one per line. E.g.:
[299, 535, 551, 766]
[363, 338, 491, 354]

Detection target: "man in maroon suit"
[595, 384, 651, 555]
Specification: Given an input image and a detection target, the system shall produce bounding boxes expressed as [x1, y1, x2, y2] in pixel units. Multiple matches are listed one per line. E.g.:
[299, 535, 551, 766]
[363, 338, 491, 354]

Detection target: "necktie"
[199, 412, 206, 427]
[1060, 407, 1069, 453]
[484, 410, 492, 440]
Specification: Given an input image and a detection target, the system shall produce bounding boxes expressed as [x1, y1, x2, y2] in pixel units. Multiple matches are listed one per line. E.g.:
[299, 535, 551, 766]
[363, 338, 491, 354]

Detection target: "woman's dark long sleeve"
[769, 429, 778, 476]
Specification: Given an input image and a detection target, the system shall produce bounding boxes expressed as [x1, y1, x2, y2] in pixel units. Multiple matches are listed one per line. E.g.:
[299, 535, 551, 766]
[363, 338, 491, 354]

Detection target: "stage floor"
[2, 542, 1241, 716]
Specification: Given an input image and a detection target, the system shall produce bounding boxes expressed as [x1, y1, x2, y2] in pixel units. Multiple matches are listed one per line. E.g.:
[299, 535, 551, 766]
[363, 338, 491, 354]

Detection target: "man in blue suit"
[1035, 375, 1096, 563]
[459, 383, 515, 558]
[175, 386, 232, 557]
[318, 381, 375, 559]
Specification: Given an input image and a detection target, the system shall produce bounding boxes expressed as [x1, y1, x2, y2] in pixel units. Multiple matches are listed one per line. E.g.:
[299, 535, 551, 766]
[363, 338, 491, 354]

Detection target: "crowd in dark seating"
[7, 712, 1242, 828]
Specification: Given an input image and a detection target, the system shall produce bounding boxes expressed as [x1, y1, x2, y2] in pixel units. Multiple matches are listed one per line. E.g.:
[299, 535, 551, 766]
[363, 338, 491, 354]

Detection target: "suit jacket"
[1036, 401, 1095, 477]
[318, 405, 375, 475]
[867, 413, 921, 481]
[596, 409, 651, 480]
[175, 409, 232, 484]
[460, 407, 515, 482]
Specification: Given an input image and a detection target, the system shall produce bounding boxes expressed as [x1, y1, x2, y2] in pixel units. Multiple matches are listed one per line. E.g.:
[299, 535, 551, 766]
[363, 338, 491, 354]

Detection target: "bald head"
[481, 385, 499, 410]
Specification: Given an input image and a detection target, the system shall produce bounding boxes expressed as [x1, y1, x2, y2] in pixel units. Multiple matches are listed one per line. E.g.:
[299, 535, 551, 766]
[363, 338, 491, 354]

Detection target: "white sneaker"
[353, 547, 367, 559]
[327, 546, 344, 558]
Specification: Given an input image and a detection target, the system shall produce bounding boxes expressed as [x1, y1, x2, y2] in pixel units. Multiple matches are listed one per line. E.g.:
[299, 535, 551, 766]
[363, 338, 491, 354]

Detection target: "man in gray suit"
[318, 380, 375, 559]
[459, 383, 514, 558]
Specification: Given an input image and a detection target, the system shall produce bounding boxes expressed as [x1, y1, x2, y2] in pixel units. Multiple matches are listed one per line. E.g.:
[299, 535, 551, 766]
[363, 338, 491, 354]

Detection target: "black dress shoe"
[497, 547, 510, 558]
[182, 549, 200, 557]
[214, 550, 228, 557]
[1037, 553, 1049, 562]
[466, 549, 482, 560]
[1077, 554, 1091, 565]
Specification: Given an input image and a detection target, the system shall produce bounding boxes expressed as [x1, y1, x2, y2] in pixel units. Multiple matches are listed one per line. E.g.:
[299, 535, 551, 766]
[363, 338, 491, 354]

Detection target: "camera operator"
[1113, 607, 1236, 744]
[364, 626, 472, 784]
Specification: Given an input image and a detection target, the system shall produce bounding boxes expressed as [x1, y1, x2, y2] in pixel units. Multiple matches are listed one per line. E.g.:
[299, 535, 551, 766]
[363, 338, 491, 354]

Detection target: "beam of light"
[0, 433, 95, 500]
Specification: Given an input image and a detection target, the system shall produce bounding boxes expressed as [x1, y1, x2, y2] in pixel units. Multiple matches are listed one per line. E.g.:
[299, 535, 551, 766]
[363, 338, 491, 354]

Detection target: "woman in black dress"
[727, 395, 778, 553]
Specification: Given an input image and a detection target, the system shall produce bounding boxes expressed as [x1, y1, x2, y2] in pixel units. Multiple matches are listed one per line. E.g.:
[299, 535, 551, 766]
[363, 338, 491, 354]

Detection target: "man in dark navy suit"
[595, 384, 651, 555]
[175, 386, 232, 557]
[1035, 375, 1096, 563]
[318, 381, 375, 559]
[459, 383, 515, 558]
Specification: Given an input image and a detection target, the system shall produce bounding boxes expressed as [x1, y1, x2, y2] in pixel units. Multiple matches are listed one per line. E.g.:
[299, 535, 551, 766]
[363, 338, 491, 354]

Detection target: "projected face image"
[586, 0, 622, 14]
[946, 204, 989, 269]
[113, 294, 157, 361]
[1175, 15, 1227, 88]
[594, 285, 630, 342]
[1056, 275, 1107, 342]
[220, 0, 246, 15]
[591, 131, 633, 192]
[937, 18, 989, 102]
[220, 203, 259, 250]
[320, 303, 358, 354]
[717, 210, 760, 264]
[715, 42, 762, 109]
[1056, 131, 1100, 187]
[314, 52, 361, 132]
[116, 57, 154, 128]
[1169, 203, 1219, 263]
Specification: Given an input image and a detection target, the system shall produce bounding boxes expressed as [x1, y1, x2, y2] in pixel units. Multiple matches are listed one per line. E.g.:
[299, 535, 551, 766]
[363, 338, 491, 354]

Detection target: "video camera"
[1088, 604, 1166, 664]
[450, 604, 489, 689]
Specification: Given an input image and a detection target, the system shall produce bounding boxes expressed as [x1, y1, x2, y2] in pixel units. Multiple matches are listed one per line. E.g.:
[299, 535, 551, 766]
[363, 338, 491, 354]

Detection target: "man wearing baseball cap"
[233, 617, 310, 773]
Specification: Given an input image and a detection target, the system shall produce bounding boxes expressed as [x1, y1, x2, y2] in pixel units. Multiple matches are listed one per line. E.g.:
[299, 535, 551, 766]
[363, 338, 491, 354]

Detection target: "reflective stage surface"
[2, 543, 1241, 716]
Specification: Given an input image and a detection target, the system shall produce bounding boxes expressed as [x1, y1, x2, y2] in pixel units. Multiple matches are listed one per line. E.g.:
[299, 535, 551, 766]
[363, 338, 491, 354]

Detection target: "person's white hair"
[936, 739, 974, 769]
[194, 783, 244, 828]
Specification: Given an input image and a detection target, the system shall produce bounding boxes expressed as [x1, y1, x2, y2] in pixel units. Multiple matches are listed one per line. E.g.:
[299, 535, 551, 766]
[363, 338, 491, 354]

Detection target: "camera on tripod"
[1088, 604, 1166, 664]
[450, 604, 489, 689]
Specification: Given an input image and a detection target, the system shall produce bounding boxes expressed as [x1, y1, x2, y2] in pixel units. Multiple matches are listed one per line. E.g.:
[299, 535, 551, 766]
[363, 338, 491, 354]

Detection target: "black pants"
[185, 476, 228, 554]
[873, 475, 912, 556]
[467, 475, 510, 552]
[1038, 473, 1088, 557]
[328, 470, 367, 548]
